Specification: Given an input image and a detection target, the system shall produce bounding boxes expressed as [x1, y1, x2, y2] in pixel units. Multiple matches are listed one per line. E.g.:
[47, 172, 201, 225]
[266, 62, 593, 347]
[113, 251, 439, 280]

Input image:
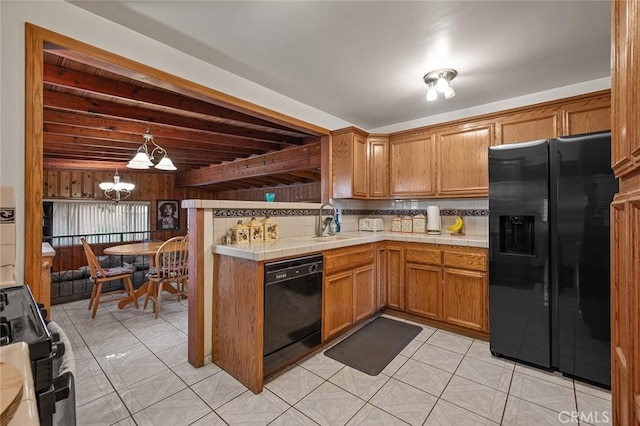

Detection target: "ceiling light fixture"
[423, 68, 457, 102]
[127, 126, 177, 171]
[99, 170, 135, 202]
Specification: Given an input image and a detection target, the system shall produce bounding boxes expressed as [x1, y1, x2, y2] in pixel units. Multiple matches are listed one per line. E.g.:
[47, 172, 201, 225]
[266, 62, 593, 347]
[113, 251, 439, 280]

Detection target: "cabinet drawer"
[443, 250, 487, 271]
[405, 247, 441, 265]
[324, 244, 374, 275]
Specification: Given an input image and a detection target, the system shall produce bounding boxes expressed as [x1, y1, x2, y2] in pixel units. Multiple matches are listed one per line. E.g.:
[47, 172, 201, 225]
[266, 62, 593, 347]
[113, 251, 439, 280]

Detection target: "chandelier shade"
[154, 155, 177, 171]
[127, 126, 177, 171]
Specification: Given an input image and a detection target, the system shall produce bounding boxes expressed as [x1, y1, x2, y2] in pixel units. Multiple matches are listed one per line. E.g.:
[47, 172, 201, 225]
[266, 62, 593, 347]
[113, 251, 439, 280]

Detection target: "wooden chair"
[80, 238, 138, 318]
[144, 235, 189, 319]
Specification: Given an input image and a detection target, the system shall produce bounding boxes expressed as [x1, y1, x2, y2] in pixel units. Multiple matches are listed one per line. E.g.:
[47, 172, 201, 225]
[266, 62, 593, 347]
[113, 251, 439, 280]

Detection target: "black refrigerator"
[488, 131, 617, 388]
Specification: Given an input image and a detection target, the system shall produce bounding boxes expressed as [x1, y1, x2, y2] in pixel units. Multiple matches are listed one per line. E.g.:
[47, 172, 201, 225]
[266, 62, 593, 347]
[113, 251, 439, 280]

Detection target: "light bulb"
[436, 76, 449, 93]
[444, 85, 455, 99]
[426, 85, 438, 101]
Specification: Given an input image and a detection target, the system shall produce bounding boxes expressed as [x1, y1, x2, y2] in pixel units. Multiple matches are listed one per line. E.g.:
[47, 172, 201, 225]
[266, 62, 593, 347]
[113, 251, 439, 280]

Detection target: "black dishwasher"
[264, 254, 323, 377]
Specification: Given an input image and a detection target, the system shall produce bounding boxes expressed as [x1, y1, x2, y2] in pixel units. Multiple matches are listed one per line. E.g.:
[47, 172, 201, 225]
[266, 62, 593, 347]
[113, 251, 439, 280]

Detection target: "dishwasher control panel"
[264, 255, 323, 284]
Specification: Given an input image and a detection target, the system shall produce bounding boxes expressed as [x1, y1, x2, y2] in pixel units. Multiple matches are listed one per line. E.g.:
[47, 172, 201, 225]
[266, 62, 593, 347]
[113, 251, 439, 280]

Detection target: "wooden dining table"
[103, 241, 181, 310]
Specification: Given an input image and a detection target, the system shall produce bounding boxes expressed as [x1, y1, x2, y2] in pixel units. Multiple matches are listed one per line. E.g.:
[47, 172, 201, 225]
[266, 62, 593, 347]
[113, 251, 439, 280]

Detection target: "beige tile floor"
[51, 298, 612, 425]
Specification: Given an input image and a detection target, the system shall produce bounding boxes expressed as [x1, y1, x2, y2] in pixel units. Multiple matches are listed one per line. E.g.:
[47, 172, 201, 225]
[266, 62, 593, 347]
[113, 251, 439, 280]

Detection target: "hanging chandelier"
[99, 170, 135, 202]
[126, 126, 177, 171]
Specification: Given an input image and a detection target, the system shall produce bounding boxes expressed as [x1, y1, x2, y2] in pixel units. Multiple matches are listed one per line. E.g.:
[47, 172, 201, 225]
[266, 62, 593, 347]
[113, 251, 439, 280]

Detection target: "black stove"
[0, 285, 72, 425]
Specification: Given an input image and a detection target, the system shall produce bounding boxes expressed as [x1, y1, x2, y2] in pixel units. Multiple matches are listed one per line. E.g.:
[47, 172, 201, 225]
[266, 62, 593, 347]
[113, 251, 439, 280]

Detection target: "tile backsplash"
[208, 198, 489, 245]
[335, 198, 489, 236]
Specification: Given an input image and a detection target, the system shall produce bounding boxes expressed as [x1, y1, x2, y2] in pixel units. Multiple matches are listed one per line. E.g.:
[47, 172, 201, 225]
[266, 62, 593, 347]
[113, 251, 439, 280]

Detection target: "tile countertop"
[211, 231, 488, 262]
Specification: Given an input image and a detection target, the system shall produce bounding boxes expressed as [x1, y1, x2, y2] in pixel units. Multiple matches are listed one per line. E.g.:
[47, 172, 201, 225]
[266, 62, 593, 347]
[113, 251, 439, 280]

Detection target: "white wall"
[0, 0, 350, 281]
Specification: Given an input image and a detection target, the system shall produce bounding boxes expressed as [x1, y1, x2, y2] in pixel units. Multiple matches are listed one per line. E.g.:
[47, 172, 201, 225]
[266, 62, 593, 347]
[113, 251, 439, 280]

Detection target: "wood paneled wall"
[43, 169, 318, 214]
[43, 170, 217, 230]
[212, 182, 320, 202]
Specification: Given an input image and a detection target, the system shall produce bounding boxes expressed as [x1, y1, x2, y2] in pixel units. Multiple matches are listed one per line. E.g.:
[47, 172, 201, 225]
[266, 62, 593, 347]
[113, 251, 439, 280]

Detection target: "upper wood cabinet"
[330, 91, 611, 200]
[436, 124, 493, 197]
[561, 95, 611, 136]
[368, 136, 389, 198]
[494, 108, 560, 145]
[389, 131, 436, 198]
[612, 0, 640, 178]
[332, 128, 388, 199]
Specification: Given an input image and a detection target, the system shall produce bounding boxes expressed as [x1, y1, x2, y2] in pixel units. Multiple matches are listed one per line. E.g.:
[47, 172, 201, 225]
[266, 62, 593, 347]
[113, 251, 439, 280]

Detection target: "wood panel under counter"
[212, 254, 264, 393]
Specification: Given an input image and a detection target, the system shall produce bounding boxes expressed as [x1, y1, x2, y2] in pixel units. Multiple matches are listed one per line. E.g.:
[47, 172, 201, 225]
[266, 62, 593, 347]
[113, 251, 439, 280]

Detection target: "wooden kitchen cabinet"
[331, 128, 388, 199]
[610, 2, 640, 422]
[323, 244, 375, 340]
[561, 95, 611, 136]
[375, 244, 387, 310]
[436, 123, 493, 197]
[441, 248, 488, 332]
[494, 107, 560, 145]
[379, 243, 488, 336]
[389, 131, 436, 198]
[368, 136, 389, 198]
[404, 245, 442, 320]
[352, 264, 375, 323]
[323, 270, 354, 339]
[383, 244, 404, 311]
[405, 263, 442, 320]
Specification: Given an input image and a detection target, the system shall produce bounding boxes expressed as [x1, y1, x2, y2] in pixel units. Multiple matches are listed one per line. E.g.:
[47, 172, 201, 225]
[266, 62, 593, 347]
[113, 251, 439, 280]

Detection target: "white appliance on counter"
[426, 206, 441, 235]
[358, 217, 384, 232]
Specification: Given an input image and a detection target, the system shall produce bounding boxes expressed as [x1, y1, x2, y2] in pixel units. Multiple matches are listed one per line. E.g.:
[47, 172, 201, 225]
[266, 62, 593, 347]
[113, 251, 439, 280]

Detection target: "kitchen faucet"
[316, 201, 337, 236]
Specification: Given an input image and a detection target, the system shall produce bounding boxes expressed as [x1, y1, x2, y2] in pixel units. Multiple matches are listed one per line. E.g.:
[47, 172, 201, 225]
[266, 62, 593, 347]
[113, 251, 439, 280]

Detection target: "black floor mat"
[324, 317, 422, 376]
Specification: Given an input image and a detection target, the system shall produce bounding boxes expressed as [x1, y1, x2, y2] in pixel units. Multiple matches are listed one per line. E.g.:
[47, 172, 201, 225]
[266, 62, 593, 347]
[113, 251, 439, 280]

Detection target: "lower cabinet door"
[442, 267, 487, 331]
[353, 264, 375, 323]
[386, 246, 404, 310]
[375, 246, 387, 310]
[323, 271, 353, 340]
[404, 263, 442, 320]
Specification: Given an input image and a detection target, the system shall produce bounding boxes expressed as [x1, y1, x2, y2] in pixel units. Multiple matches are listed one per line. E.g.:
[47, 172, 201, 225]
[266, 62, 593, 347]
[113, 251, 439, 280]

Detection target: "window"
[48, 200, 150, 246]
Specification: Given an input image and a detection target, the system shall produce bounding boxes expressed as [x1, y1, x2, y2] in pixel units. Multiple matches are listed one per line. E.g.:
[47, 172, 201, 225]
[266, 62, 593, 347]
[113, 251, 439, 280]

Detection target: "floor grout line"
[52, 301, 611, 426]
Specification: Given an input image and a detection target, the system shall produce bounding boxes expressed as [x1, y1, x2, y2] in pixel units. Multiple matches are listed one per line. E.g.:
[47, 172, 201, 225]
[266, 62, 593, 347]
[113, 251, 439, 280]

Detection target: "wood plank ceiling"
[42, 43, 323, 192]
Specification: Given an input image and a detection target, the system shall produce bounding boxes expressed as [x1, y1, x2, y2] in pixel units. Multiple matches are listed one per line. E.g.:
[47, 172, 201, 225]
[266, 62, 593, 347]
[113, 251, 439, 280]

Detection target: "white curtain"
[51, 201, 150, 245]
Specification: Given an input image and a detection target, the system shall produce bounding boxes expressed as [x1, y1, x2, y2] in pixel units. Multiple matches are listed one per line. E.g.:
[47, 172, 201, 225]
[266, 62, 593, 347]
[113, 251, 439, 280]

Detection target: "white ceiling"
[68, 1, 611, 132]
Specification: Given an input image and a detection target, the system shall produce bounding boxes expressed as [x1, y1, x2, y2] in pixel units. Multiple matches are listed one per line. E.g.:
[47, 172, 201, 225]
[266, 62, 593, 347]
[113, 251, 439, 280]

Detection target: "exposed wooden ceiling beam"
[43, 45, 329, 138]
[44, 62, 313, 138]
[43, 128, 261, 157]
[43, 110, 287, 151]
[177, 143, 321, 187]
[44, 90, 305, 144]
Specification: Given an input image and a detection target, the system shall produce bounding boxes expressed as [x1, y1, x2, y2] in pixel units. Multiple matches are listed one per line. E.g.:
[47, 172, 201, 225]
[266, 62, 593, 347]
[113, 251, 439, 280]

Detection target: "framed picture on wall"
[156, 200, 179, 230]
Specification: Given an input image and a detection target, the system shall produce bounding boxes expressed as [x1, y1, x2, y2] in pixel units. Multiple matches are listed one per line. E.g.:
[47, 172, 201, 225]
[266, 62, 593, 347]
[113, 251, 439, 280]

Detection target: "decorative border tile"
[213, 209, 320, 217]
[0, 207, 15, 224]
[343, 209, 489, 217]
[211, 208, 489, 218]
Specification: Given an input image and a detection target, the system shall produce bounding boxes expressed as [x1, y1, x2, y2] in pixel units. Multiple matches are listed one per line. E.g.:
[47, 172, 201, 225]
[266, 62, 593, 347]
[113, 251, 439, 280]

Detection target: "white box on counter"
[358, 217, 384, 232]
